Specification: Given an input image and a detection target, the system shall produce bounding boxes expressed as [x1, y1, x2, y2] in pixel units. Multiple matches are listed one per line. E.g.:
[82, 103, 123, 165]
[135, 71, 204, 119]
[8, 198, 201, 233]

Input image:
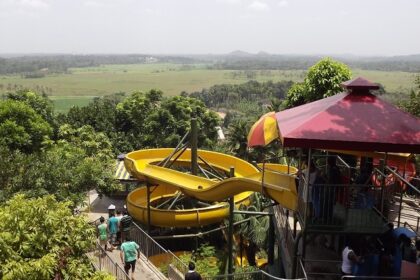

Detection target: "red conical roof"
[341, 77, 379, 90]
[276, 78, 420, 153]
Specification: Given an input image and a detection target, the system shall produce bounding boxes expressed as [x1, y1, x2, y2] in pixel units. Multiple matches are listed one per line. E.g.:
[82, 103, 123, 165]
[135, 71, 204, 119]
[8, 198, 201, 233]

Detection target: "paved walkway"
[83, 190, 166, 280]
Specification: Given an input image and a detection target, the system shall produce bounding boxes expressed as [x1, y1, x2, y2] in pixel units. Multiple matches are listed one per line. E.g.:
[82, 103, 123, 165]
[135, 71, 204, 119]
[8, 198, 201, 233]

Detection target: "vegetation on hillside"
[0, 195, 112, 280]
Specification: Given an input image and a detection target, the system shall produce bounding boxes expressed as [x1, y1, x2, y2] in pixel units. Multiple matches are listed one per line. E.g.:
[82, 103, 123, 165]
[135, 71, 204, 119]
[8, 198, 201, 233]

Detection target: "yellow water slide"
[125, 148, 297, 228]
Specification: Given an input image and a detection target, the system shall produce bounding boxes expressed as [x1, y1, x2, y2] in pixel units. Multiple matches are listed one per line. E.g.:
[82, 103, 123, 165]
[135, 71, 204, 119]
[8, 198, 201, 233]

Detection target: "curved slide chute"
[125, 148, 297, 228]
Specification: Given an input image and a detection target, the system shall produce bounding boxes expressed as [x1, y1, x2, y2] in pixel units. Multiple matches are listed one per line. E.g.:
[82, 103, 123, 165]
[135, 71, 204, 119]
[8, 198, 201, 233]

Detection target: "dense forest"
[1, 53, 420, 75]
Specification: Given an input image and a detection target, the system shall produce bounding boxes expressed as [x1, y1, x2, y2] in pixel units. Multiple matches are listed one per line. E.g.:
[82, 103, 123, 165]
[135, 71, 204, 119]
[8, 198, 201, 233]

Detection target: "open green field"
[0, 63, 417, 112]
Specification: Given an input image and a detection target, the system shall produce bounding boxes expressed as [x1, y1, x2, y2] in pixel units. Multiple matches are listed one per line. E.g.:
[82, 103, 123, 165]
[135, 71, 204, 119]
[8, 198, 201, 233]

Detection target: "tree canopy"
[0, 195, 112, 280]
[399, 75, 420, 117]
[0, 99, 52, 152]
[283, 58, 352, 108]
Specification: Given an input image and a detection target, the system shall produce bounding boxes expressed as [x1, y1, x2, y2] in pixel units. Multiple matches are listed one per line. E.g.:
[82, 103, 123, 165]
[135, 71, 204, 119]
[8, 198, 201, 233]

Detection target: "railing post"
[417, 216, 420, 233]
[98, 247, 102, 271]
[379, 159, 385, 214]
[397, 185, 403, 227]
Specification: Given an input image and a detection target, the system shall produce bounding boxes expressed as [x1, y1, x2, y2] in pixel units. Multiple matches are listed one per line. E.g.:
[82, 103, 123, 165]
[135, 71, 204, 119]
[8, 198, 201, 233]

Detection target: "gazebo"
[275, 77, 420, 154]
[272, 77, 420, 278]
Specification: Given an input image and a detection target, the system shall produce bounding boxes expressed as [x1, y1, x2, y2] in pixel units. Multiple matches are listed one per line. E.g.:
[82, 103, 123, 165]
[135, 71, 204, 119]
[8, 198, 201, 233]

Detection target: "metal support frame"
[291, 232, 303, 279]
[268, 213, 275, 265]
[227, 166, 235, 276]
[146, 183, 152, 233]
[191, 118, 198, 175]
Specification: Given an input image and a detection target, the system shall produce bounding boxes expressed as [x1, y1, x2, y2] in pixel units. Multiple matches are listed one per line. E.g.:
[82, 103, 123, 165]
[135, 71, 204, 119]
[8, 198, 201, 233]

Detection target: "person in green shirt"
[120, 235, 141, 278]
[97, 216, 109, 251]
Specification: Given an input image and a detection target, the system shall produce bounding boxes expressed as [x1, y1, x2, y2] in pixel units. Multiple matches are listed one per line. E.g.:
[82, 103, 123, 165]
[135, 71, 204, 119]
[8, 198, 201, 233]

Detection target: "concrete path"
[83, 190, 166, 280]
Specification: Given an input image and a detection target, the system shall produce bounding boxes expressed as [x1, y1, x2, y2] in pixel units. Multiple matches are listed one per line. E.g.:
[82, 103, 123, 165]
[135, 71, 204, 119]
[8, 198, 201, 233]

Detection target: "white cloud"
[21, 0, 50, 9]
[218, 0, 242, 4]
[0, 0, 50, 9]
[83, 0, 108, 8]
[278, 0, 288, 7]
[248, 1, 269, 11]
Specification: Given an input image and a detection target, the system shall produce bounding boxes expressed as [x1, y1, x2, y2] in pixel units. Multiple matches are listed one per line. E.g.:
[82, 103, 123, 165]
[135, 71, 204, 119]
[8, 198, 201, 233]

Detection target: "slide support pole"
[228, 167, 235, 277]
[147, 183, 151, 234]
[191, 118, 198, 175]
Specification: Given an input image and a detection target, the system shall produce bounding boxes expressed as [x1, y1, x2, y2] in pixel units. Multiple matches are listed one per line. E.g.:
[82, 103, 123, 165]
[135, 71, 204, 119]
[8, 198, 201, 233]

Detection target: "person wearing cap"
[108, 204, 116, 218]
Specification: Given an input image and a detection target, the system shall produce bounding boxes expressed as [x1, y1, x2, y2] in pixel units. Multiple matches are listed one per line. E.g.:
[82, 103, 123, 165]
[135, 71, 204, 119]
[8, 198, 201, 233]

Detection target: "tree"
[226, 119, 251, 159]
[0, 100, 52, 152]
[399, 75, 420, 117]
[284, 58, 351, 108]
[282, 82, 307, 108]
[144, 96, 220, 148]
[0, 195, 112, 280]
[6, 90, 54, 125]
[57, 124, 113, 159]
[0, 141, 119, 205]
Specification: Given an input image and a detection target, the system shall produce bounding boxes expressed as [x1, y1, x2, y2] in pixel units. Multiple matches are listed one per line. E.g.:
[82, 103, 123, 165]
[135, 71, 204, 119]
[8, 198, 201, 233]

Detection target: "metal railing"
[90, 241, 130, 280]
[297, 182, 388, 232]
[201, 269, 307, 280]
[129, 221, 188, 278]
[342, 276, 416, 280]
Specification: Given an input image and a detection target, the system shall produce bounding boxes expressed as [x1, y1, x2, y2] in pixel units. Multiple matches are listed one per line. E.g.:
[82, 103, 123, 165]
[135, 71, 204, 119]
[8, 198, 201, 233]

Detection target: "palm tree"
[230, 193, 270, 267]
[226, 119, 251, 160]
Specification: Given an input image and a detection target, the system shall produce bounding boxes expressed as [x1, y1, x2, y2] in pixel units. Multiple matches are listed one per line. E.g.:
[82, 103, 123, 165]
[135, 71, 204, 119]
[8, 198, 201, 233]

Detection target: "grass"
[0, 64, 305, 98]
[0, 63, 416, 112]
[49, 96, 97, 113]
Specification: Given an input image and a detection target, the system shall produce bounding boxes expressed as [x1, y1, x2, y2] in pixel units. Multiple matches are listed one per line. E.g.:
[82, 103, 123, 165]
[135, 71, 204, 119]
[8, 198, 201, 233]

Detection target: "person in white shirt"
[341, 240, 362, 275]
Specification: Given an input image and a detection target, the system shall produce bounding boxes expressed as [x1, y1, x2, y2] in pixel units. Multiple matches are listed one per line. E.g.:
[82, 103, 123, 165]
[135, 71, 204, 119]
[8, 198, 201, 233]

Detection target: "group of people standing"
[97, 210, 141, 278]
[341, 226, 420, 277]
[300, 156, 342, 223]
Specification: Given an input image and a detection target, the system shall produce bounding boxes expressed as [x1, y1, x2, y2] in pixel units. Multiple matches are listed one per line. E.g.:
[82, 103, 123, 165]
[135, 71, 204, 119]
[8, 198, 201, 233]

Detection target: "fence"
[89, 241, 130, 280]
[200, 269, 307, 280]
[342, 276, 416, 280]
[129, 221, 188, 278]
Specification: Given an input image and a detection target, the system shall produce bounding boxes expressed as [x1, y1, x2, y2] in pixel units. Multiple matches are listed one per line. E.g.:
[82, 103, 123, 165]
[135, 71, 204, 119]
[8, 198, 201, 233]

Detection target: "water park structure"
[117, 77, 420, 280]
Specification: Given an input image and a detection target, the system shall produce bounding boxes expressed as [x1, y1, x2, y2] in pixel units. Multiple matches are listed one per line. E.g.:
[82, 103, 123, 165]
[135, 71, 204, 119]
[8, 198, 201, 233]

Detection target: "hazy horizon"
[1, 0, 419, 56]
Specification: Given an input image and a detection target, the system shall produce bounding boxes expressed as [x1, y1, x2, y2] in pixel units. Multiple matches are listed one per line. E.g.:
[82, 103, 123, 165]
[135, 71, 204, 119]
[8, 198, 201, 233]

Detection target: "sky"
[0, 0, 419, 56]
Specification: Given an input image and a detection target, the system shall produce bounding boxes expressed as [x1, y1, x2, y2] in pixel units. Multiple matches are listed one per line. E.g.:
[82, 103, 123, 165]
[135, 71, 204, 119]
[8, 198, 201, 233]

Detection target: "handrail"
[403, 222, 420, 239]
[131, 221, 169, 253]
[92, 241, 130, 280]
[342, 276, 412, 279]
[385, 166, 420, 195]
[202, 269, 307, 280]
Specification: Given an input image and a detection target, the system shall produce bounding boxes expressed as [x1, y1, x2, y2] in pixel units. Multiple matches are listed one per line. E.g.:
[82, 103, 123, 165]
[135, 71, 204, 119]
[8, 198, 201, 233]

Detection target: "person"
[116, 210, 123, 245]
[321, 156, 341, 222]
[108, 213, 119, 247]
[120, 235, 141, 279]
[298, 159, 320, 218]
[120, 211, 133, 242]
[185, 262, 202, 280]
[97, 216, 109, 251]
[341, 240, 362, 275]
[400, 234, 416, 263]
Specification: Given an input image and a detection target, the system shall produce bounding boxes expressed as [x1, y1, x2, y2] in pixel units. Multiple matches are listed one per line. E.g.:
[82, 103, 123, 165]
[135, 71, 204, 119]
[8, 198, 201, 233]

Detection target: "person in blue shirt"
[120, 235, 141, 278]
[108, 213, 119, 247]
